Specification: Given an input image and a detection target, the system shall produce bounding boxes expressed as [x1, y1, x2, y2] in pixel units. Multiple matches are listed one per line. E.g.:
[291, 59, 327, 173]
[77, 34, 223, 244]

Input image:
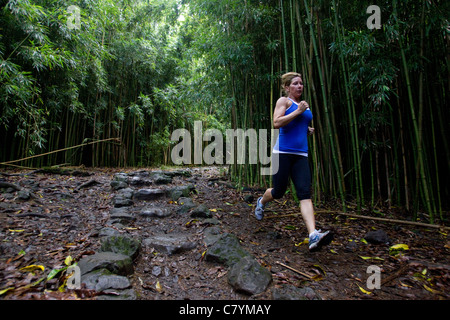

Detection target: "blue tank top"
[273, 98, 313, 155]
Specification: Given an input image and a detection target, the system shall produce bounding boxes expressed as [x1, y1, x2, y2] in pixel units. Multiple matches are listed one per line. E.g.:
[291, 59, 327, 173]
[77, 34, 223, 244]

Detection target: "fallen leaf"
[357, 284, 372, 295]
[389, 244, 409, 251]
[294, 238, 309, 246]
[47, 267, 67, 281]
[399, 280, 412, 288]
[312, 274, 323, 281]
[0, 287, 14, 296]
[20, 264, 45, 273]
[64, 255, 73, 266]
[155, 281, 162, 293]
[359, 256, 384, 261]
[423, 284, 440, 295]
[185, 219, 199, 227]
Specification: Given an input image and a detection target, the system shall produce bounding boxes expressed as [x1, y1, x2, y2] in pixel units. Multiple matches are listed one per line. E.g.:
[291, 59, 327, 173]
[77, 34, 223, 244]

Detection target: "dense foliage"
[1, 0, 449, 222]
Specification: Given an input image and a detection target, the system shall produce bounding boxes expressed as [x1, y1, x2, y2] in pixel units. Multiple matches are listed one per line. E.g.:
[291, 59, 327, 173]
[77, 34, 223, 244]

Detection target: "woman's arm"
[273, 97, 308, 129]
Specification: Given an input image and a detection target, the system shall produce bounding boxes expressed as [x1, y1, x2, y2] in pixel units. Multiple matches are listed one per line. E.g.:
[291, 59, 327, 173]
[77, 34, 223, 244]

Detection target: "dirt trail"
[0, 166, 448, 300]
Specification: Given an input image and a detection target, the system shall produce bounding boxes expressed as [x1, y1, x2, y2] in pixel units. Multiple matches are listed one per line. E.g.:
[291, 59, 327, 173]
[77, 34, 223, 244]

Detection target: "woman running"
[255, 72, 332, 252]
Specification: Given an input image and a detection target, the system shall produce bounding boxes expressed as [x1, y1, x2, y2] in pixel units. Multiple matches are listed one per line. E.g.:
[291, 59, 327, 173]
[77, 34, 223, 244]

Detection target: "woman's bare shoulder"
[276, 96, 292, 109]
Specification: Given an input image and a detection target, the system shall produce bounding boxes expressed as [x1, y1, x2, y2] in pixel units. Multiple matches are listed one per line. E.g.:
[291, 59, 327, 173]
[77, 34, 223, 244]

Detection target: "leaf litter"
[0, 166, 449, 300]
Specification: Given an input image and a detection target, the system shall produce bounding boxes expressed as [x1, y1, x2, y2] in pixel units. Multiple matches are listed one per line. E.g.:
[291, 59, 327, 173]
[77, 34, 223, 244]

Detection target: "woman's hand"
[296, 100, 309, 114]
[308, 126, 315, 136]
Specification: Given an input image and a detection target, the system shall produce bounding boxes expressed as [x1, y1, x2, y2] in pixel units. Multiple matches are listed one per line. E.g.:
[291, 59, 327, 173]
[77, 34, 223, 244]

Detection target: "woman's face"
[286, 77, 303, 98]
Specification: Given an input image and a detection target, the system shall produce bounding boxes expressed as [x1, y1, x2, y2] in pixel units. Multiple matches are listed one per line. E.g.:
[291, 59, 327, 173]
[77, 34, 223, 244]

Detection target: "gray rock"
[190, 204, 211, 218]
[117, 187, 134, 199]
[111, 173, 129, 190]
[96, 288, 137, 300]
[228, 255, 272, 295]
[129, 176, 152, 186]
[176, 197, 196, 214]
[112, 189, 134, 207]
[140, 206, 172, 218]
[165, 169, 192, 178]
[17, 190, 31, 200]
[78, 252, 134, 276]
[143, 233, 196, 255]
[99, 235, 141, 259]
[113, 173, 129, 182]
[152, 265, 162, 277]
[205, 233, 253, 267]
[168, 184, 195, 201]
[110, 207, 135, 222]
[111, 181, 128, 190]
[202, 218, 220, 226]
[203, 227, 223, 246]
[112, 197, 133, 208]
[150, 172, 172, 185]
[98, 227, 121, 238]
[81, 268, 131, 292]
[272, 284, 322, 300]
[133, 188, 165, 201]
[364, 229, 391, 245]
[2, 193, 14, 200]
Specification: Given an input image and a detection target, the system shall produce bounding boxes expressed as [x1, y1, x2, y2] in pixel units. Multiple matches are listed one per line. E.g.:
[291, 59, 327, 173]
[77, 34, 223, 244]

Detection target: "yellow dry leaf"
[295, 238, 309, 246]
[357, 285, 372, 295]
[0, 287, 14, 296]
[20, 264, 45, 273]
[399, 280, 412, 288]
[330, 249, 338, 254]
[155, 281, 162, 293]
[209, 208, 217, 212]
[389, 244, 409, 251]
[423, 284, 440, 294]
[64, 255, 73, 266]
[9, 229, 24, 233]
[359, 256, 384, 261]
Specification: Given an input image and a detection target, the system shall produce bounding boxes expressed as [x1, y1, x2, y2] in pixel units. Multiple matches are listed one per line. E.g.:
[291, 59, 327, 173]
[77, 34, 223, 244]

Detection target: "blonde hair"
[281, 72, 302, 95]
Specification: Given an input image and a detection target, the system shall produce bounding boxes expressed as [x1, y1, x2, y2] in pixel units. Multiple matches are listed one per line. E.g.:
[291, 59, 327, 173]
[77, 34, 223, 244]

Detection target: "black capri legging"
[271, 153, 312, 201]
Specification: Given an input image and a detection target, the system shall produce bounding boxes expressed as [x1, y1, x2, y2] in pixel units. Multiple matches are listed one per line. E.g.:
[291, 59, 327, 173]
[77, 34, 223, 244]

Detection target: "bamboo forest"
[0, 0, 449, 302]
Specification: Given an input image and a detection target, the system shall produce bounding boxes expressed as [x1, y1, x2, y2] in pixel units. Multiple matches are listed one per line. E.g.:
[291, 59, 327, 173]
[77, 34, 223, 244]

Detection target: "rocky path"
[0, 167, 449, 300]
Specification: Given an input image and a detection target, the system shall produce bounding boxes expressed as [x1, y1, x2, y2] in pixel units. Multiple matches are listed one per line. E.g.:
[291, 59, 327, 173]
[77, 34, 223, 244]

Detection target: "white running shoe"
[255, 197, 265, 221]
[309, 229, 333, 252]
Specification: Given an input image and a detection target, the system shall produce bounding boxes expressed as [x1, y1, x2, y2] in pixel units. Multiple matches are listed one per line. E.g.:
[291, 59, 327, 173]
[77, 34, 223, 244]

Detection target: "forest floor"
[0, 166, 449, 300]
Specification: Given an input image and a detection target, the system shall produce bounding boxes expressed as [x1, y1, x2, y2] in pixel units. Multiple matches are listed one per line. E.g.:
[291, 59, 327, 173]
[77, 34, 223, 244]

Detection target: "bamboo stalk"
[394, 0, 433, 221]
[280, 0, 289, 71]
[303, 0, 346, 210]
[0, 138, 121, 166]
[317, 210, 450, 231]
[276, 261, 314, 279]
